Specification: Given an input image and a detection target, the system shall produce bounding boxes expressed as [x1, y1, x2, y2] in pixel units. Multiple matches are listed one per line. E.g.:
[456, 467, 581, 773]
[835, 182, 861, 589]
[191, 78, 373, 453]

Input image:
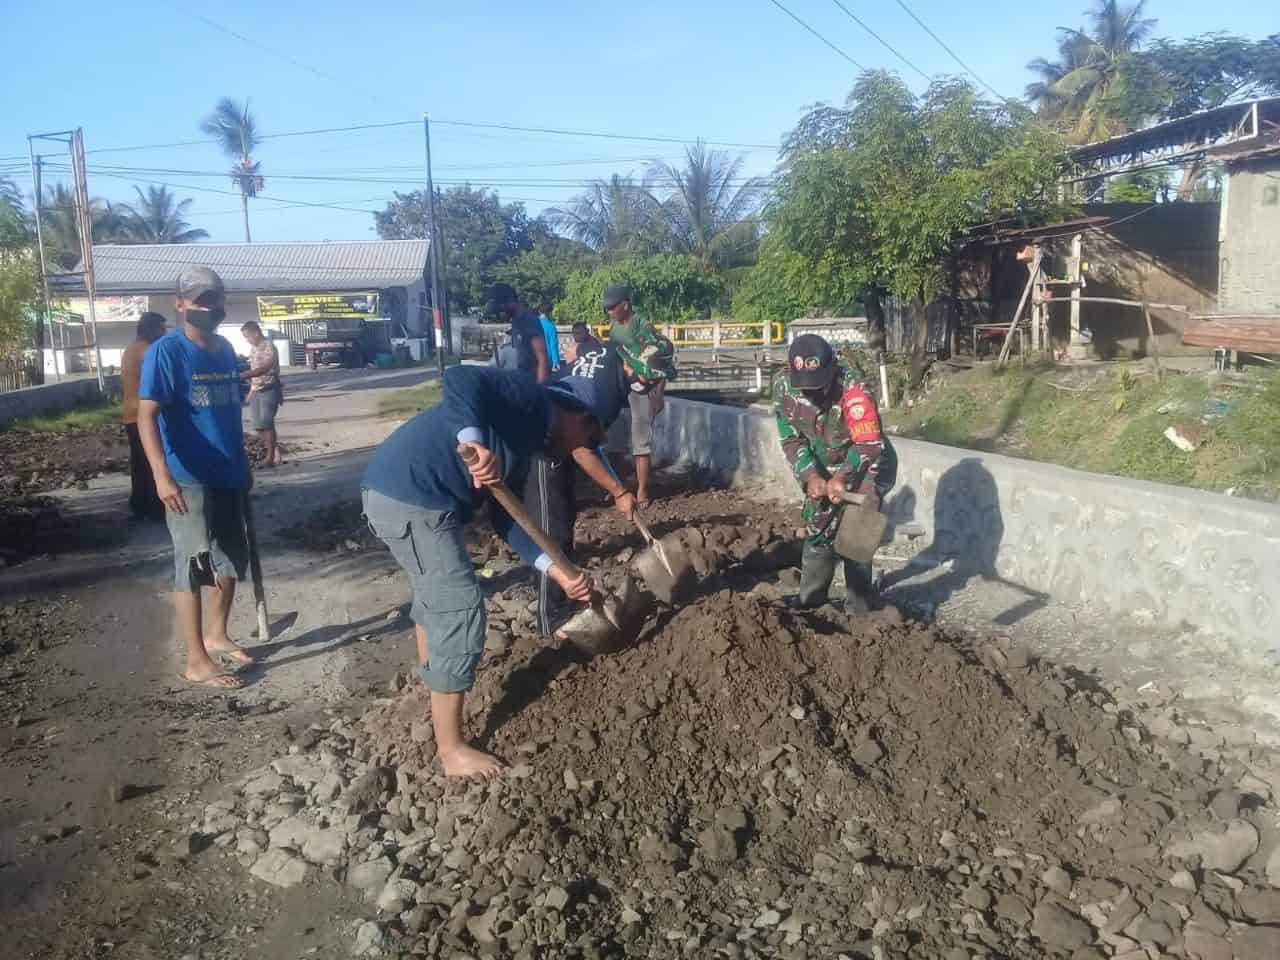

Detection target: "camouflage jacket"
[773, 364, 886, 491]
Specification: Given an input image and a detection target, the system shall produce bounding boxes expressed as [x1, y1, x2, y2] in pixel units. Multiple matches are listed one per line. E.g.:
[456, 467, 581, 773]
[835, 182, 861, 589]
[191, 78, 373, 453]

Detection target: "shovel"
[241, 490, 272, 644]
[631, 515, 694, 605]
[593, 445, 694, 605]
[458, 446, 644, 655]
[832, 489, 889, 566]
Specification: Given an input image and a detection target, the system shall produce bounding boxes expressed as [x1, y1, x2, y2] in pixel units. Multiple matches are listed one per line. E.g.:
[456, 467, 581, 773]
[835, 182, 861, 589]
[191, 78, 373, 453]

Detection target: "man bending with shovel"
[361, 362, 631, 778]
[775, 334, 897, 613]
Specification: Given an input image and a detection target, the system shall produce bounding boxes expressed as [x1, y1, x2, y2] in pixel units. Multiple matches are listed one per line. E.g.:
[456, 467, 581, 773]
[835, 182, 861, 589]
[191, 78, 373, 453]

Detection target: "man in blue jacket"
[361, 360, 632, 778]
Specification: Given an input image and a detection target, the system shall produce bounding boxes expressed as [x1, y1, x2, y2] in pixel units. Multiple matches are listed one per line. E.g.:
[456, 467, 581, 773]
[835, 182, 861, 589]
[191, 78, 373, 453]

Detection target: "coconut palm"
[1025, 0, 1157, 142]
[545, 174, 664, 261]
[121, 186, 208, 243]
[650, 141, 766, 270]
[39, 184, 130, 270]
[201, 97, 264, 242]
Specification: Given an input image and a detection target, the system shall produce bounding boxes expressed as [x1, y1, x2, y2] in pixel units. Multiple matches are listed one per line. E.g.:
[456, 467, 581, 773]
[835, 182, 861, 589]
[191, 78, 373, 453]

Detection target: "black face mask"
[184, 306, 225, 332]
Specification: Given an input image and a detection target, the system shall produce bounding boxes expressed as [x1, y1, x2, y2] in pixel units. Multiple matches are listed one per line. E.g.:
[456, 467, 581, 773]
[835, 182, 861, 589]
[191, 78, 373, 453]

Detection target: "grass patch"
[888, 364, 1280, 500]
[378, 381, 442, 419]
[5, 397, 122, 433]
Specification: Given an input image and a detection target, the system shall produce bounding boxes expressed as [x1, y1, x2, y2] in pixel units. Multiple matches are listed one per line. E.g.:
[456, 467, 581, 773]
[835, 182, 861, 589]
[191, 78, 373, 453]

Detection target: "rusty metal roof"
[55, 239, 429, 294]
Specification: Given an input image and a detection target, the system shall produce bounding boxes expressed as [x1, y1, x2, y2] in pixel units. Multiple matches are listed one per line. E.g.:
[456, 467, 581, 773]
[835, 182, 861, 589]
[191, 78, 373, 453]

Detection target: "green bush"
[556, 256, 724, 328]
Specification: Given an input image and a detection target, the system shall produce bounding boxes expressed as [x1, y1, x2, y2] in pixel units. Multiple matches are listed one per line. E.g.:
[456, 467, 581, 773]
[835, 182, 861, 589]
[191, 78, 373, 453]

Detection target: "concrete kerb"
[0, 375, 121, 427]
[621, 397, 1280, 657]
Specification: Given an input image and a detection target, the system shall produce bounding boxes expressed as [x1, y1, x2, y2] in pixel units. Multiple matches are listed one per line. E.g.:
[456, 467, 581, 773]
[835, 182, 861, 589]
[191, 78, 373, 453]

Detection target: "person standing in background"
[489, 283, 550, 382]
[603, 284, 674, 507]
[239, 321, 284, 467]
[122, 311, 168, 522]
[538, 304, 562, 372]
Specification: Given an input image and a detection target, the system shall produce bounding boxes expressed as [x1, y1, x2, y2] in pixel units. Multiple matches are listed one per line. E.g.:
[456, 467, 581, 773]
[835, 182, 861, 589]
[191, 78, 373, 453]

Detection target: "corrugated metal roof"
[55, 239, 429, 294]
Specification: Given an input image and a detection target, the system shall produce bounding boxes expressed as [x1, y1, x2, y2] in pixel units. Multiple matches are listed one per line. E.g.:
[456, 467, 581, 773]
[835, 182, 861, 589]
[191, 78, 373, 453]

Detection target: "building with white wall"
[49, 239, 429, 374]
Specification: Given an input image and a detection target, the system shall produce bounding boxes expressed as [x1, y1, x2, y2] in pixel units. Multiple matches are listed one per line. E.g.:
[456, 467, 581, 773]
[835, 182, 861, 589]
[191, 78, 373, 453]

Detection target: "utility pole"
[434, 186, 450, 353]
[26, 144, 53, 383]
[423, 115, 445, 378]
[70, 128, 104, 391]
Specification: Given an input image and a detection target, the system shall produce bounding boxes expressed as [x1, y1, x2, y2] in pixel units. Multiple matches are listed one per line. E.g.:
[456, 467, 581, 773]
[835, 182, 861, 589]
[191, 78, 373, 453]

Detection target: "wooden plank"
[1182, 317, 1280, 353]
[997, 249, 1041, 367]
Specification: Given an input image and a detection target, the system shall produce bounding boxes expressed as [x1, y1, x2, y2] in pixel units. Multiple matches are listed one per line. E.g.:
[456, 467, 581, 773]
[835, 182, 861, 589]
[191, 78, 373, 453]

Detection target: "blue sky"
[1, 1, 1273, 243]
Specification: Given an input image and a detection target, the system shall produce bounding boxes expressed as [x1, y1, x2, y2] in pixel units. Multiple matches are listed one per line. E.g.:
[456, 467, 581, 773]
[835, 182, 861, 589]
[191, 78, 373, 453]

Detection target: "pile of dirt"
[0, 425, 127, 497]
[173, 489, 1280, 959]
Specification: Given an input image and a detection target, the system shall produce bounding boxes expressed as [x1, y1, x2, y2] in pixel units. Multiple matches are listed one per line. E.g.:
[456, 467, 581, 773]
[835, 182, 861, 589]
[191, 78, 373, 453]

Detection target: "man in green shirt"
[604, 284, 674, 506]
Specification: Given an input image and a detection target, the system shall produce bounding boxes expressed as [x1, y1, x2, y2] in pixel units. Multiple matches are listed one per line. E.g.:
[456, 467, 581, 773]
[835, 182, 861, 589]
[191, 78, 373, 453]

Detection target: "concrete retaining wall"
[639, 398, 1280, 656]
[0, 375, 121, 426]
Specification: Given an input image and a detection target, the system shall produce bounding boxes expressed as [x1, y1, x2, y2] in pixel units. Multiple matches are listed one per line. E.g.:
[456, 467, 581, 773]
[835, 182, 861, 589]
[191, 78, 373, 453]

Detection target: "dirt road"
[0, 367, 440, 959]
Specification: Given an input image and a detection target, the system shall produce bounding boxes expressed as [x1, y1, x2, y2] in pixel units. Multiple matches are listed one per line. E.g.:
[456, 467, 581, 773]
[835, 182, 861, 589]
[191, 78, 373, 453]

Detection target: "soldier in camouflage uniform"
[774, 334, 897, 612]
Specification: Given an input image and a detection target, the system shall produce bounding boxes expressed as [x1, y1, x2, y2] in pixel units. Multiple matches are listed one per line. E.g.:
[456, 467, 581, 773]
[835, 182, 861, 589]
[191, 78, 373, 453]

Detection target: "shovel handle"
[836, 489, 869, 507]
[631, 515, 658, 546]
[457, 444, 581, 578]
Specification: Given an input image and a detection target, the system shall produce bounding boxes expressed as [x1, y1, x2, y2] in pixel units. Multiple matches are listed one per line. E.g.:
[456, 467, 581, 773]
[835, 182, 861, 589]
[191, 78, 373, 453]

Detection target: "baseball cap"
[546, 346, 627, 427]
[788, 334, 836, 390]
[176, 265, 225, 307]
[601, 284, 631, 310]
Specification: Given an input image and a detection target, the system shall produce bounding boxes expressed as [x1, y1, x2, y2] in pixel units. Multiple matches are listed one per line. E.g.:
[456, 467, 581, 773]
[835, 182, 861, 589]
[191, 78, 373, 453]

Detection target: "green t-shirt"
[608, 313, 673, 381]
[609, 313, 649, 353]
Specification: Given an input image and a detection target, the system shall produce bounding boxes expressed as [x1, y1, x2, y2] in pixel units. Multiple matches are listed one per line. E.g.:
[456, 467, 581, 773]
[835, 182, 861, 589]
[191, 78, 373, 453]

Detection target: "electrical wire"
[827, 0, 930, 82]
[765, 0, 865, 69]
[889, 0, 1006, 100]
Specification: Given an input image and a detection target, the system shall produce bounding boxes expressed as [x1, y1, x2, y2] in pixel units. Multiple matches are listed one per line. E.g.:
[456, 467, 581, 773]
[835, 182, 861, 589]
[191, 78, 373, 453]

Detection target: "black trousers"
[125, 423, 164, 521]
[521, 454, 577, 636]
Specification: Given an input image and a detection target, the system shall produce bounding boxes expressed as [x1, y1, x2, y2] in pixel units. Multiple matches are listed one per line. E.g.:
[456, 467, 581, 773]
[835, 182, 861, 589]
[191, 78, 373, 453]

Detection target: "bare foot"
[181, 659, 244, 688]
[438, 744, 504, 779]
[206, 638, 256, 666]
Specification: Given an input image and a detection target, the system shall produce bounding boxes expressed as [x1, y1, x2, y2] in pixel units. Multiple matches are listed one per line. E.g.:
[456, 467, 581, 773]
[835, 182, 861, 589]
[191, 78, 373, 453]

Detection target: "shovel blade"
[834, 508, 889, 565]
[557, 576, 647, 656]
[635, 534, 695, 605]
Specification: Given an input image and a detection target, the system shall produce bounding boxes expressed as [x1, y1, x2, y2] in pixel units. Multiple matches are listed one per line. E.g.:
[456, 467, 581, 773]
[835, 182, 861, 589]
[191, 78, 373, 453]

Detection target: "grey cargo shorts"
[361, 488, 485, 694]
[165, 485, 249, 591]
[628, 390, 655, 456]
[250, 386, 281, 431]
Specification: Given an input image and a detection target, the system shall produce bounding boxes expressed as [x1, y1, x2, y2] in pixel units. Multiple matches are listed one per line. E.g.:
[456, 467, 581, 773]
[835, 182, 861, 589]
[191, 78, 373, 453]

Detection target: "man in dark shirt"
[361, 363, 633, 778]
[489, 283, 550, 382]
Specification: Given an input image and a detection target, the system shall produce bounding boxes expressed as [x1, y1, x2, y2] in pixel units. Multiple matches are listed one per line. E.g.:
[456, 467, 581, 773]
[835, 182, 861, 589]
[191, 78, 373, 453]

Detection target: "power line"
[889, 0, 1006, 100]
[828, 0, 930, 82]
[180, 10, 385, 107]
[765, 0, 865, 69]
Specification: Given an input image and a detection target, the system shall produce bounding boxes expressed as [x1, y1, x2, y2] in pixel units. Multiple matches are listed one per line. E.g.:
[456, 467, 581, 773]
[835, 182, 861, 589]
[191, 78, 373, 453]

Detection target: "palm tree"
[39, 184, 130, 270]
[121, 186, 209, 243]
[201, 97, 263, 242]
[545, 174, 664, 261]
[650, 141, 766, 270]
[1024, 0, 1157, 143]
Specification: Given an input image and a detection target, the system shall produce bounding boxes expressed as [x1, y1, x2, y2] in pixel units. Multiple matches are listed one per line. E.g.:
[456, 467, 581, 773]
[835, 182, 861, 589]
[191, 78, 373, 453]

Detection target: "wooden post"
[1068, 233, 1083, 349]
[1142, 302, 1163, 380]
[997, 248, 1042, 367]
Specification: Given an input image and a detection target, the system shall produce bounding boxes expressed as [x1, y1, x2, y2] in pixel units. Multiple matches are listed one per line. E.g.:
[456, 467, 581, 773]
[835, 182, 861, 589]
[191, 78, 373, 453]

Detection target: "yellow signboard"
[257, 292, 380, 323]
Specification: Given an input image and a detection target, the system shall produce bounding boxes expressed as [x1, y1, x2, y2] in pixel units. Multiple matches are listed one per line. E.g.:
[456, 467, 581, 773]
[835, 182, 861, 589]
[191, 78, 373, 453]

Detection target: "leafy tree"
[492, 233, 597, 313]
[730, 234, 824, 326]
[0, 252, 39, 355]
[375, 186, 537, 314]
[545, 174, 665, 261]
[1105, 170, 1170, 203]
[556, 255, 724, 328]
[38, 184, 130, 270]
[201, 97, 263, 242]
[649, 141, 766, 270]
[1, 177, 31, 251]
[121, 186, 209, 243]
[769, 72, 1067, 379]
[1024, 0, 1157, 142]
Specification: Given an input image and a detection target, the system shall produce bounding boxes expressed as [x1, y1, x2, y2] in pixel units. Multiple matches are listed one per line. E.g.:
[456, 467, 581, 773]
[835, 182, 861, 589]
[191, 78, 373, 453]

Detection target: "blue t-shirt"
[539, 315, 561, 368]
[139, 329, 250, 489]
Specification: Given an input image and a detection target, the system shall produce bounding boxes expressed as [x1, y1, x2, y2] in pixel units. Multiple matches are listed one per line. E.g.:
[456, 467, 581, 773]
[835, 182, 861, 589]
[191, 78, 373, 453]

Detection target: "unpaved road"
[2, 369, 1279, 959]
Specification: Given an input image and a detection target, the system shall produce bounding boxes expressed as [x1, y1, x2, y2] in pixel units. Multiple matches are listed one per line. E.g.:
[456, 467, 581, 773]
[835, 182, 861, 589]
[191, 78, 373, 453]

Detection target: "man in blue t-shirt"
[138, 265, 255, 689]
[537, 305, 561, 370]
